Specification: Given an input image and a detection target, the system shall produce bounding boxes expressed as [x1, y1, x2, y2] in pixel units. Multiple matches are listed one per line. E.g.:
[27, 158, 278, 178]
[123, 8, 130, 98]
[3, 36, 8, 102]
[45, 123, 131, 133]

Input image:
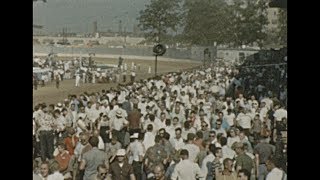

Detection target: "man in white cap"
[111, 109, 129, 146]
[109, 149, 136, 180]
[127, 133, 145, 180]
[56, 102, 63, 112]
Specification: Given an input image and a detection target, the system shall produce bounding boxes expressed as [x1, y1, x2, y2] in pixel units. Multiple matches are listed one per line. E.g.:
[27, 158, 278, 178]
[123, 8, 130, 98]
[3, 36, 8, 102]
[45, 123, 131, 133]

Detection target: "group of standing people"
[33, 57, 287, 180]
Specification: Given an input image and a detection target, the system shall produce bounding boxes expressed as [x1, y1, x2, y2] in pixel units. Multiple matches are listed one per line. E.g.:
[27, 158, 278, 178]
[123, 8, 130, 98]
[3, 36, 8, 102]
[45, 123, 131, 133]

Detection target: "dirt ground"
[33, 57, 201, 107]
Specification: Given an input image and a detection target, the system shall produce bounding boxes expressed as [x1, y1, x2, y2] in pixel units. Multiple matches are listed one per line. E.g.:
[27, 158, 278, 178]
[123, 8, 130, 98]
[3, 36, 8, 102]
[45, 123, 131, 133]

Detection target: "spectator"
[171, 149, 204, 180]
[109, 149, 136, 180]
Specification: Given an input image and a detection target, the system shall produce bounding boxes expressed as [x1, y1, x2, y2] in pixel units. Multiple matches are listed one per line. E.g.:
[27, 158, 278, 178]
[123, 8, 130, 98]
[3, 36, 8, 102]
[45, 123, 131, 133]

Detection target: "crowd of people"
[33, 55, 142, 90]
[33, 53, 287, 180]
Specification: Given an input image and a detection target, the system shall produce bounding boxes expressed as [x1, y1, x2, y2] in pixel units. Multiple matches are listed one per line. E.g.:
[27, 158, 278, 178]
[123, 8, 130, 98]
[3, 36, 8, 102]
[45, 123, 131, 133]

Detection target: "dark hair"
[165, 119, 171, 126]
[155, 135, 162, 143]
[147, 124, 153, 131]
[238, 169, 251, 179]
[53, 109, 60, 114]
[184, 121, 191, 128]
[267, 155, 280, 167]
[209, 144, 216, 154]
[89, 136, 99, 147]
[97, 164, 107, 171]
[175, 127, 182, 132]
[149, 114, 155, 121]
[220, 136, 227, 146]
[159, 128, 165, 133]
[196, 131, 203, 139]
[138, 132, 144, 140]
[180, 149, 189, 156]
[164, 132, 170, 140]
[214, 147, 222, 155]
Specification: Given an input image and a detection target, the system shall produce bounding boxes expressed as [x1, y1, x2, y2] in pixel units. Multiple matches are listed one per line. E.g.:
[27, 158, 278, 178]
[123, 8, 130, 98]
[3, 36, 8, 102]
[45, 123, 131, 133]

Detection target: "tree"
[182, 0, 230, 45]
[228, 0, 269, 47]
[182, 0, 268, 47]
[137, 0, 182, 43]
[278, 9, 287, 46]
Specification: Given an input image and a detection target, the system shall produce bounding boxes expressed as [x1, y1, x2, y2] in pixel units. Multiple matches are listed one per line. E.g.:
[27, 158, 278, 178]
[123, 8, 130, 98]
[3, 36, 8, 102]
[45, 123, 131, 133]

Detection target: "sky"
[33, 0, 150, 34]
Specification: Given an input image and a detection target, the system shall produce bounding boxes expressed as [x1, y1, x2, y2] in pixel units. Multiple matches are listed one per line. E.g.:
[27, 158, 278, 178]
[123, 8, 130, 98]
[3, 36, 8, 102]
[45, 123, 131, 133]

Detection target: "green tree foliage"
[182, 0, 269, 47]
[229, 0, 269, 47]
[137, 0, 182, 42]
[183, 0, 230, 45]
[278, 9, 287, 46]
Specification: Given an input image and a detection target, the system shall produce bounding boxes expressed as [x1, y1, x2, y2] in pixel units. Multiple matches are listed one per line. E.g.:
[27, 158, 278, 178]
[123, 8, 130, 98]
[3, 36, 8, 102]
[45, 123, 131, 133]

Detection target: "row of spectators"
[33, 54, 287, 180]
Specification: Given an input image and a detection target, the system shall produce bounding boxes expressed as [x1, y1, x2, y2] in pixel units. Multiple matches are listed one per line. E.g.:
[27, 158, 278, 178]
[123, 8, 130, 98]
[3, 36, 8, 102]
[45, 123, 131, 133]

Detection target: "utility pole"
[119, 20, 122, 35]
[155, 35, 159, 76]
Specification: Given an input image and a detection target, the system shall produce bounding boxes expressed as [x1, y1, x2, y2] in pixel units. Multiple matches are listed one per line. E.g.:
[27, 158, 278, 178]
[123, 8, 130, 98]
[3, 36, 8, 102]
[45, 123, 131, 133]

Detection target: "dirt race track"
[33, 57, 201, 107]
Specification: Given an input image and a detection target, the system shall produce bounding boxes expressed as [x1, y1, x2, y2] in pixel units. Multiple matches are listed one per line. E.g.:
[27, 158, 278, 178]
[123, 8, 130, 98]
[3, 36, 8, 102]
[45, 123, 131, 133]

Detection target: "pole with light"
[153, 36, 166, 76]
[203, 48, 209, 67]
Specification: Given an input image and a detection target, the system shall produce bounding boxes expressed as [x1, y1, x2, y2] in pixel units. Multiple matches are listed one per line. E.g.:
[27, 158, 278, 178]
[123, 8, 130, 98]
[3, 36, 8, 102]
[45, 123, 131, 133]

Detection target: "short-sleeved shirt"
[111, 117, 128, 131]
[182, 143, 200, 162]
[47, 172, 64, 180]
[128, 140, 145, 162]
[235, 153, 254, 173]
[254, 143, 275, 164]
[83, 147, 106, 180]
[171, 159, 204, 180]
[216, 171, 237, 180]
[266, 167, 286, 180]
[109, 161, 134, 180]
[145, 144, 167, 169]
[38, 113, 54, 131]
[55, 152, 71, 172]
[105, 142, 122, 159]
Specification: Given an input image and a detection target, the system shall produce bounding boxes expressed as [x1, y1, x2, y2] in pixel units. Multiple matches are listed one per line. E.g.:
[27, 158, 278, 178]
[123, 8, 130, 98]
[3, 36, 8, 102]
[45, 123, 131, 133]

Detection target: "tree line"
[137, 0, 287, 48]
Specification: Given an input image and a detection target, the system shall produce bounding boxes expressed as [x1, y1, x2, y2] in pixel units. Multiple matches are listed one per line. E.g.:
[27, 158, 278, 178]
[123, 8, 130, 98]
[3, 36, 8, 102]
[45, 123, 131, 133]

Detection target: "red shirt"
[64, 136, 79, 155]
[55, 151, 71, 172]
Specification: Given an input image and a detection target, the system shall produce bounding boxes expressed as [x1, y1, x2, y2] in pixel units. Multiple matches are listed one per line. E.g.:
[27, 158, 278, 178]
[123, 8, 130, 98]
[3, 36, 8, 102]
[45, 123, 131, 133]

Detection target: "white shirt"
[171, 159, 204, 180]
[128, 140, 145, 162]
[154, 118, 166, 130]
[236, 113, 252, 129]
[47, 171, 64, 180]
[260, 107, 269, 121]
[273, 108, 287, 121]
[143, 131, 155, 150]
[225, 113, 236, 126]
[266, 168, 286, 180]
[201, 153, 215, 179]
[111, 117, 128, 131]
[221, 145, 236, 160]
[227, 136, 240, 148]
[182, 144, 200, 163]
[98, 136, 105, 150]
[170, 137, 185, 151]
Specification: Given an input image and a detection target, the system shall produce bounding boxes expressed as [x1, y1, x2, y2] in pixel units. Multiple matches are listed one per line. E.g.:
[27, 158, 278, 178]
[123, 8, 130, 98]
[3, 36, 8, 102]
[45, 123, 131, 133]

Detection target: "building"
[216, 47, 259, 63]
[266, 7, 280, 31]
